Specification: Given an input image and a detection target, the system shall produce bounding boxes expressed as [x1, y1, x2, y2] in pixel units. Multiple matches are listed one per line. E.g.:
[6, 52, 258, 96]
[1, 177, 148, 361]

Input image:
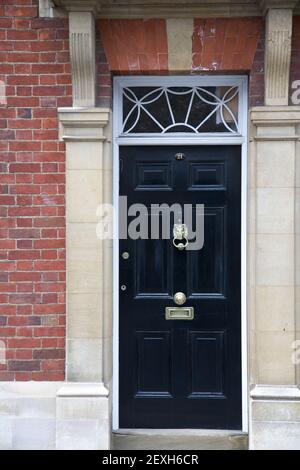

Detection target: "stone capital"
[251, 106, 300, 127]
[58, 108, 110, 141]
[250, 106, 300, 140]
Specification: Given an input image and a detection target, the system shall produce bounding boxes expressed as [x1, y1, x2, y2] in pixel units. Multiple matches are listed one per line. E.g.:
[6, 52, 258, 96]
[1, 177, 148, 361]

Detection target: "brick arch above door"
[98, 18, 263, 74]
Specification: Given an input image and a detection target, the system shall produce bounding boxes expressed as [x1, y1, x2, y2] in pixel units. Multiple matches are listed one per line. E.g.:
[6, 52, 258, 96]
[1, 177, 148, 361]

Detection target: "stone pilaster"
[249, 106, 300, 449]
[56, 108, 112, 449]
[55, 0, 112, 450]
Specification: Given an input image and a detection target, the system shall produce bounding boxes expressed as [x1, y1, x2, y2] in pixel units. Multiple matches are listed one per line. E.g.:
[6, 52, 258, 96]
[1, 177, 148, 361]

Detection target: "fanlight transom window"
[121, 85, 240, 135]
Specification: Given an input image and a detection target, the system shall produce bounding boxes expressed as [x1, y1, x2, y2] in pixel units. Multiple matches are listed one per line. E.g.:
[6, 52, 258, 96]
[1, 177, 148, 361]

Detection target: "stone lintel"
[52, 0, 261, 18]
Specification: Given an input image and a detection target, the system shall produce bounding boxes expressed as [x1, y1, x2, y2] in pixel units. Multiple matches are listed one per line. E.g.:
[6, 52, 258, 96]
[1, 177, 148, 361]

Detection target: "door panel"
[188, 162, 226, 189]
[119, 145, 241, 429]
[136, 331, 172, 397]
[189, 330, 225, 396]
[186, 207, 225, 296]
[136, 162, 173, 190]
[134, 237, 172, 297]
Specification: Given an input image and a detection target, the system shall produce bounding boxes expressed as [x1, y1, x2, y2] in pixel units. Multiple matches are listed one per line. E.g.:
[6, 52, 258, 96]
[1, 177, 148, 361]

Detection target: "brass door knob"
[173, 292, 186, 305]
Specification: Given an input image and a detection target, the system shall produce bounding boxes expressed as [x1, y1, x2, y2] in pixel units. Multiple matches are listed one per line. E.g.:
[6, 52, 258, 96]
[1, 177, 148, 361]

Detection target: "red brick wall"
[96, 21, 112, 107]
[0, 0, 71, 381]
[249, 24, 265, 107]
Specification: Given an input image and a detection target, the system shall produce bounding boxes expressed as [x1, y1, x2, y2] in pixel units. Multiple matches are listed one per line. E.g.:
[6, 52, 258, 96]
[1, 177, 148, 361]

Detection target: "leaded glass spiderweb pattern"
[122, 86, 239, 135]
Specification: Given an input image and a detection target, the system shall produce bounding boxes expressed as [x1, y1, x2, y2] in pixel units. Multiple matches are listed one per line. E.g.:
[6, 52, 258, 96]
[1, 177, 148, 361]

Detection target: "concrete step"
[112, 429, 248, 450]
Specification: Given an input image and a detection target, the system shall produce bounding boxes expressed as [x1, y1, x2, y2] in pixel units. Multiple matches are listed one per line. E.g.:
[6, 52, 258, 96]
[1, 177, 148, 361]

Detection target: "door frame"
[112, 75, 248, 432]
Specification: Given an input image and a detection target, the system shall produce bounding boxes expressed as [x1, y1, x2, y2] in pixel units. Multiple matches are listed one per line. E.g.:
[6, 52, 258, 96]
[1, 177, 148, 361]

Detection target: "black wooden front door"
[119, 145, 241, 429]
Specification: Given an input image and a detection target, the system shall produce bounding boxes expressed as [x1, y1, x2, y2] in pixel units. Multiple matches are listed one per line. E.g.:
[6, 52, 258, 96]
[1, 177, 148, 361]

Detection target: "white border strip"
[112, 75, 248, 433]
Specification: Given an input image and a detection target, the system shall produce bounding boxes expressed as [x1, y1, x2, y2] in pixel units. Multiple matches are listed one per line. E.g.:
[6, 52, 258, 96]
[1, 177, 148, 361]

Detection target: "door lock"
[175, 153, 185, 160]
